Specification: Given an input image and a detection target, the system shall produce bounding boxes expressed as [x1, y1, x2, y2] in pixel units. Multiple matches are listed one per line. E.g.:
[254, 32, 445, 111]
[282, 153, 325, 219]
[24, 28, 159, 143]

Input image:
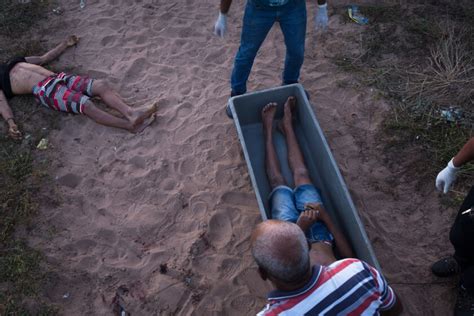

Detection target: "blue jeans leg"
[270, 186, 299, 222]
[279, 0, 306, 85]
[230, 3, 276, 95]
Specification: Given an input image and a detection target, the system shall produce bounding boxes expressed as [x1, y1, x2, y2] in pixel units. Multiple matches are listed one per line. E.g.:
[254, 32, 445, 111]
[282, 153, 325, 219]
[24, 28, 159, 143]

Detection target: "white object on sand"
[36, 138, 48, 150]
[462, 208, 472, 215]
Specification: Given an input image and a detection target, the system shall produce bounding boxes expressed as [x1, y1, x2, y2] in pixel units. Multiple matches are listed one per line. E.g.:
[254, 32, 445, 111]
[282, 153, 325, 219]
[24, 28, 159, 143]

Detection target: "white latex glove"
[214, 12, 227, 38]
[315, 3, 328, 31]
[435, 158, 459, 193]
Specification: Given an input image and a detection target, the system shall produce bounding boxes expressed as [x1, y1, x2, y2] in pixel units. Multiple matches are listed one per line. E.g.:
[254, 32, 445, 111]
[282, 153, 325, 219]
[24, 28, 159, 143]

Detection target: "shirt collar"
[267, 265, 322, 300]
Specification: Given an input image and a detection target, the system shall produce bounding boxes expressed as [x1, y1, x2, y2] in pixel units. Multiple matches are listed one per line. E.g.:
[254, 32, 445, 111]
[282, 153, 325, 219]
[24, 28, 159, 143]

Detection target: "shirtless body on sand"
[0, 35, 158, 140]
[262, 96, 354, 265]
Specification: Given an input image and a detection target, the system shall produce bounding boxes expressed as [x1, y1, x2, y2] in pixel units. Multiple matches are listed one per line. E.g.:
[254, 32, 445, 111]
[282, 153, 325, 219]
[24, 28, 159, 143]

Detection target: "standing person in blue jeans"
[213, 0, 329, 117]
[261, 96, 354, 265]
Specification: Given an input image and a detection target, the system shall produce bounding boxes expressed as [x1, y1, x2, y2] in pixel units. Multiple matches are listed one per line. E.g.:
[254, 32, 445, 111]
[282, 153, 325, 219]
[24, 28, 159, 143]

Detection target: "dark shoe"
[230, 90, 241, 97]
[432, 256, 460, 277]
[454, 286, 474, 316]
[231, 89, 246, 98]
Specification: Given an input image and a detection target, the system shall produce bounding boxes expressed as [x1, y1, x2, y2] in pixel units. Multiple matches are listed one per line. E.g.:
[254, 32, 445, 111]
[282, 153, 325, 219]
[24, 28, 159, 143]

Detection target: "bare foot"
[131, 113, 156, 133]
[130, 101, 158, 127]
[281, 96, 296, 134]
[261, 102, 277, 134]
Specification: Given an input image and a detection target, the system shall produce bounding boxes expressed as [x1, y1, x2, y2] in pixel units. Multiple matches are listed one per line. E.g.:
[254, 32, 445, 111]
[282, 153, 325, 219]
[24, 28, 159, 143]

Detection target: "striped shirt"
[258, 259, 396, 316]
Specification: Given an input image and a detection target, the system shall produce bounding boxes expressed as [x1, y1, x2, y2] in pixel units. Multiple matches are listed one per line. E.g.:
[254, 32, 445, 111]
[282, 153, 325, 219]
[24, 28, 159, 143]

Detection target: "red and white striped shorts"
[32, 72, 94, 114]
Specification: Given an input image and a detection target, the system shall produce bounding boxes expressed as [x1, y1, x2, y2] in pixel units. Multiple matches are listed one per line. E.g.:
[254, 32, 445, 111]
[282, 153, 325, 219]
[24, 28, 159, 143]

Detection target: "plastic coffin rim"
[228, 83, 381, 271]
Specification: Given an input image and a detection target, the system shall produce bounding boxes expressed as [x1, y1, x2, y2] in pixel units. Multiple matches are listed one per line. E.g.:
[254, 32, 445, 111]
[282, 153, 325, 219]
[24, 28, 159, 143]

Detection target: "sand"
[25, 0, 456, 314]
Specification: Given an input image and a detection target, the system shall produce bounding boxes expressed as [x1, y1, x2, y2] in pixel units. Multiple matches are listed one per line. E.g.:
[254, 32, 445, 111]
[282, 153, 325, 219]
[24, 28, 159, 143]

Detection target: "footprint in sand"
[78, 255, 100, 271]
[198, 139, 212, 150]
[96, 18, 123, 30]
[221, 192, 257, 208]
[178, 158, 196, 175]
[57, 173, 82, 188]
[234, 268, 271, 295]
[177, 81, 192, 95]
[191, 201, 208, 217]
[74, 239, 98, 255]
[230, 294, 257, 312]
[161, 178, 177, 191]
[128, 155, 147, 169]
[125, 58, 151, 83]
[96, 228, 118, 245]
[176, 102, 193, 117]
[102, 7, 117, 17]
[87, 70, 109, 79]
[189, 235, 210, 257]
[204, 47, 228, 65]
[207, 212, 232, 249]
[220, 258, 241, 279]
[134, 34, 148, 45]
[101, 35, 117, 47]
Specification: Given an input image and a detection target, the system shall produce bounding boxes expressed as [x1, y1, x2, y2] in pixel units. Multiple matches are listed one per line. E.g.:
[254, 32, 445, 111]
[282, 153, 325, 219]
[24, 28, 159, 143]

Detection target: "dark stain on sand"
[57, 173, 82, 188]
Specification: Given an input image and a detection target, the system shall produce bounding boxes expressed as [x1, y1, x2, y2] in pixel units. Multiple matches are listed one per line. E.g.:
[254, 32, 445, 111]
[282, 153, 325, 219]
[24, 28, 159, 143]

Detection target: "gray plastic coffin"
[228, 84, 380, 270]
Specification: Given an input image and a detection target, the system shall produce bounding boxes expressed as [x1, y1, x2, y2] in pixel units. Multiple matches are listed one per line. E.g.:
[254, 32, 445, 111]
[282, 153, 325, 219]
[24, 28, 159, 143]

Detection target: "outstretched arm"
[25, 35, 79, 65]
[303, 203, 355, 258]
[0, 90, 21, 139]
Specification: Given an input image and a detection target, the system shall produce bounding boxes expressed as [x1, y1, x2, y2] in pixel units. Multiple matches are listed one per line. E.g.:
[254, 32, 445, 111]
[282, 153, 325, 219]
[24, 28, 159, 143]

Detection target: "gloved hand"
[435, 158, 459, 193]
[315, 3, 328, 31]
[214, 12, 227, 38]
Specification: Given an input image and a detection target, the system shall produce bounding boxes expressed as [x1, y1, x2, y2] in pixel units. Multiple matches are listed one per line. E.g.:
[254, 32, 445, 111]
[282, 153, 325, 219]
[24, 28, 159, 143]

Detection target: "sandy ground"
[24, 0, 459, 314]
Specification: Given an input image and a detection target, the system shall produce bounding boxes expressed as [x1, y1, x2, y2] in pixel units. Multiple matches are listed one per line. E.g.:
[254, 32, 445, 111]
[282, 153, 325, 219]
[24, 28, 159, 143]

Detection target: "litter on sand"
[348, 5, 369, 25]
[36, 138, 48, 150]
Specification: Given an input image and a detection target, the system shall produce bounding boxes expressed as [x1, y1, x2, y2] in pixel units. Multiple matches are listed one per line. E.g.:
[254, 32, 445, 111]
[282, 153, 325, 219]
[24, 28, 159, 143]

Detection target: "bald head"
[251, 220, 310, 284]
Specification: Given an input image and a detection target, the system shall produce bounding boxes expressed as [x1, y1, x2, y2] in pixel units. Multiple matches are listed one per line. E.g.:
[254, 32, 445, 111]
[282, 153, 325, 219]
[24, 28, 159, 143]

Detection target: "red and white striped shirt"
[258, 258, 396, 316]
